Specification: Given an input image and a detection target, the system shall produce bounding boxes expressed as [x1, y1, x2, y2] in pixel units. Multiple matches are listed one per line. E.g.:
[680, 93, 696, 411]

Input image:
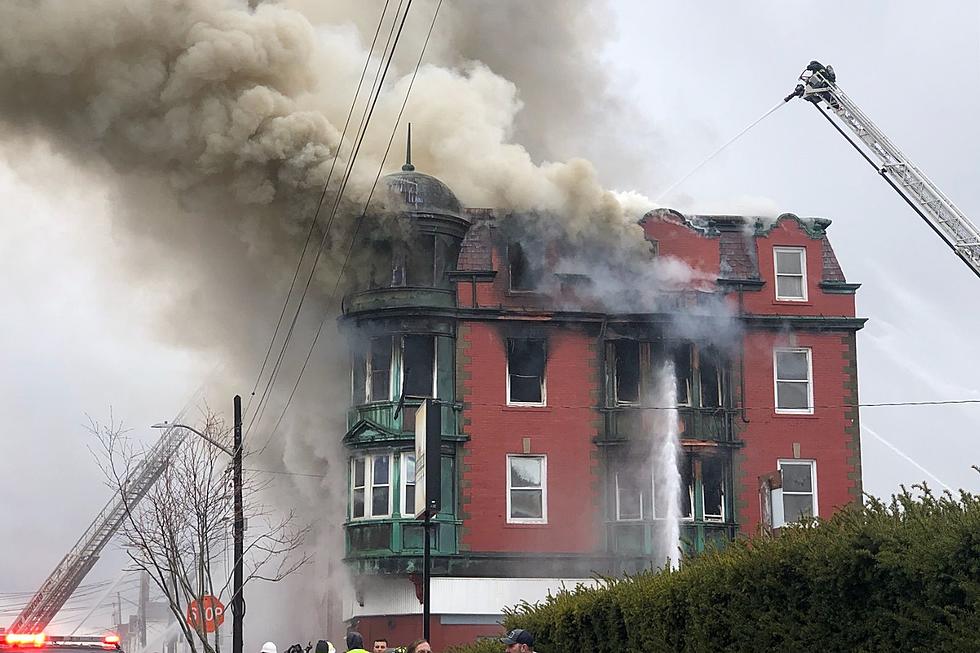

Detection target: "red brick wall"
[351, 613, 500, 652]
[743, 219, 855, 317]
[734, 330, 861, 535]
[641, 217, 721, 278]
[458, 321, 600, 553]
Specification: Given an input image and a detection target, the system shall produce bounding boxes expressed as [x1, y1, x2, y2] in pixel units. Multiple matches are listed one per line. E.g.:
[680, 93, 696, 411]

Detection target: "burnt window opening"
[508, 242, 535, 291]
[507, 338, 546, 404]
[673, 344, 693, 406]
[702, 456, 726, 522]
[368, 337, 392, 402]
[649, 238, 660, 257]
[391, 250, 407, 287]
[368, 241, 393, 289]
[699, 348, 723, 409]
[680, 456, 693, 520]
[351, 350, 366, 405]
[614, 340, 641, 405]
[402, 334, 435, 397]
[406, 235, 436, 287]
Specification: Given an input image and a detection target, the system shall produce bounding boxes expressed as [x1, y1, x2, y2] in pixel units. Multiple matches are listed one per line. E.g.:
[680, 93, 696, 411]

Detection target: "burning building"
[337, 162, 864, 648]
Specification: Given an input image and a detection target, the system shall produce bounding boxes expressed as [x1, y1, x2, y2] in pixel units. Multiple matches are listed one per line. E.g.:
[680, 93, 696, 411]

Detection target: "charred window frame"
[401, 334, 437, 398]
[680, 456, 694, 520]
[367, 336, 393, 402]
[701, 456, 726, 522]
[673, 344, 693, 407]
[506, 338, 546, 405]
[406, 235, 436, 287]
[507, 454, 547, 523]
[613, 340, 641, 405]
[508, 242, 535, 292]
[698, 348, 723, 409]
[350, 453, 392, 520]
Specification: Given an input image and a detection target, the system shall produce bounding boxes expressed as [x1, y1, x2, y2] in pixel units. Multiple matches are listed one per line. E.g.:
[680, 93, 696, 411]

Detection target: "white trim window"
[615, 472, 646, 521]
[401, 453, 416, 517]
[774, 247, 807, 301]
[506, 338, 547, 406]
[774, 460, 818, 526]
[350, 453, 392, 520]
[774, 348, 813, 414]
[613, 340, 641, 405]
[507, 455, 547, 523]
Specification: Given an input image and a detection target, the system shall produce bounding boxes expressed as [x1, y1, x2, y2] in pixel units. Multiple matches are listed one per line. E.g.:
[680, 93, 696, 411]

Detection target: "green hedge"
[447, 487, 980, 652]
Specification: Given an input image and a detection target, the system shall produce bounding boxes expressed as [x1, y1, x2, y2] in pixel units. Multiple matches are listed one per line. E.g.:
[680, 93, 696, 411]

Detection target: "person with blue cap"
[499, 629, 534, 653]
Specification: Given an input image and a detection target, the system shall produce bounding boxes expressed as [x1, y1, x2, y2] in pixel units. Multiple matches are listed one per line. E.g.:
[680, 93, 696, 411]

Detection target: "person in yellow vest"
[344, 632, 369, 653]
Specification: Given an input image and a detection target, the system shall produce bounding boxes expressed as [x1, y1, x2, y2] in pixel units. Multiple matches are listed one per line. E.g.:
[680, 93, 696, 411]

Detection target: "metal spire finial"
[402, 123, 415, 172]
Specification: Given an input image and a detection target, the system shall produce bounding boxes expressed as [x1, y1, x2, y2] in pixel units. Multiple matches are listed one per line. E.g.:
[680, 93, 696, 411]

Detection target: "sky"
[2, 0, 979, 636]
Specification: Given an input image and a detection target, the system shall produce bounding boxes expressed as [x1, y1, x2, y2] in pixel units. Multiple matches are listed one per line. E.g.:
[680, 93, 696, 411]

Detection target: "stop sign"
[187, 595, 225, 633]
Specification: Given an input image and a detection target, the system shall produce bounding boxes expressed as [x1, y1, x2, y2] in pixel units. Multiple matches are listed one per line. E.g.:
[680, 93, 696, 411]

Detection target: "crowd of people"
[259, 628, 535, 653]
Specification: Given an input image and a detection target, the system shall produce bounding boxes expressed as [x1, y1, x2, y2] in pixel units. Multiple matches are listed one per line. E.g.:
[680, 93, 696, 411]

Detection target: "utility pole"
[232, 395, 244, 653]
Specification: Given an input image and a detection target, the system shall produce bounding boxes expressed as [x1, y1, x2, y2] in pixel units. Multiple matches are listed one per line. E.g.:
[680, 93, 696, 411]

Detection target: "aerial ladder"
[7, 425, 187, 634]
[785, 61, 980, 280]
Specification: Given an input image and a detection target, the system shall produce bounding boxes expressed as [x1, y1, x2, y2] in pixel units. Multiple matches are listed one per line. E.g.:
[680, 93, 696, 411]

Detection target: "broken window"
[673, 344, 693, 406]
[407, 235, 435, 287]
[402, 335, 435, 397]
[614, 340, 641, 404]
[402, 453, 416, 517]
[702, 456, 725, 522]
[774, 348, 812, 413]
[351, 349, 366, 405]
[699, 348, 723, 408]
[680, 457, 694, 520]
[508, 242, 535, 291]
[507, 338, 546, 404]
[391, 250, 407, 287]
[368, 241, 393, 289]
[368, 337, 392, 402]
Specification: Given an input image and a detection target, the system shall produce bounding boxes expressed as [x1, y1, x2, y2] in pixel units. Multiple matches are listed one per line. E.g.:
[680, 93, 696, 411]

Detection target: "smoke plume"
[0, 0, 711, 644]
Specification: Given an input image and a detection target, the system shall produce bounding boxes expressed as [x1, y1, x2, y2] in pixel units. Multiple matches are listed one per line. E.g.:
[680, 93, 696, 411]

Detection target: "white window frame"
[773, 347, 814, 415]
[399, 335, 438, 399]
[505, 339, 547, 407]
[701, 458, 726, 523]
[506, 454, 547, 524]
[773, 459, 818, 527]
[350, 453, 393, 520]
[774, 246, 808, 302]
[400, 452, 416, 517]
[366, 336, 393, 403]
[614, 472, 648, 521]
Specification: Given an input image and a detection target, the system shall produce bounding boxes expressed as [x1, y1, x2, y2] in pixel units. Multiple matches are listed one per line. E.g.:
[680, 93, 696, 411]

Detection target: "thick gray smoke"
[0, 0, 711, 645]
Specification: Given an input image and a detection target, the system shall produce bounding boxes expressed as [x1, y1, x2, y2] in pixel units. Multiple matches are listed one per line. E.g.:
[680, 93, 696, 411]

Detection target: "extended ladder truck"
[6, 424, 187, 634]
[785, 61, 980, 280]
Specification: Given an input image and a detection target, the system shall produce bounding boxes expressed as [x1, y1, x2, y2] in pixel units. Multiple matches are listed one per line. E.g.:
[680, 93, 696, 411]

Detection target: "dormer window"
[774, 247, 807, 301]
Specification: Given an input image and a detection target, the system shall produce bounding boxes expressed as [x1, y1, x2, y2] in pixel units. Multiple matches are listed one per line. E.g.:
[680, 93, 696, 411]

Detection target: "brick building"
[337, 165, 865, 648]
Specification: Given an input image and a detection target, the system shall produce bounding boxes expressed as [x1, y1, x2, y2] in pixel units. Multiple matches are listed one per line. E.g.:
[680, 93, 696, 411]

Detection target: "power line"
[245, 0, 396, 427]
[247, 0, 415, 441]
[259, 0, 443, 451]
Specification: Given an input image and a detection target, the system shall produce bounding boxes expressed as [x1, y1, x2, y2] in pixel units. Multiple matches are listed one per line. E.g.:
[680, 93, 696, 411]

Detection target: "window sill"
[503, 405, 550, 411]
[772, 412, 818, 419]
[504, 522, 549, 528]
[773, 299, 811, 305]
